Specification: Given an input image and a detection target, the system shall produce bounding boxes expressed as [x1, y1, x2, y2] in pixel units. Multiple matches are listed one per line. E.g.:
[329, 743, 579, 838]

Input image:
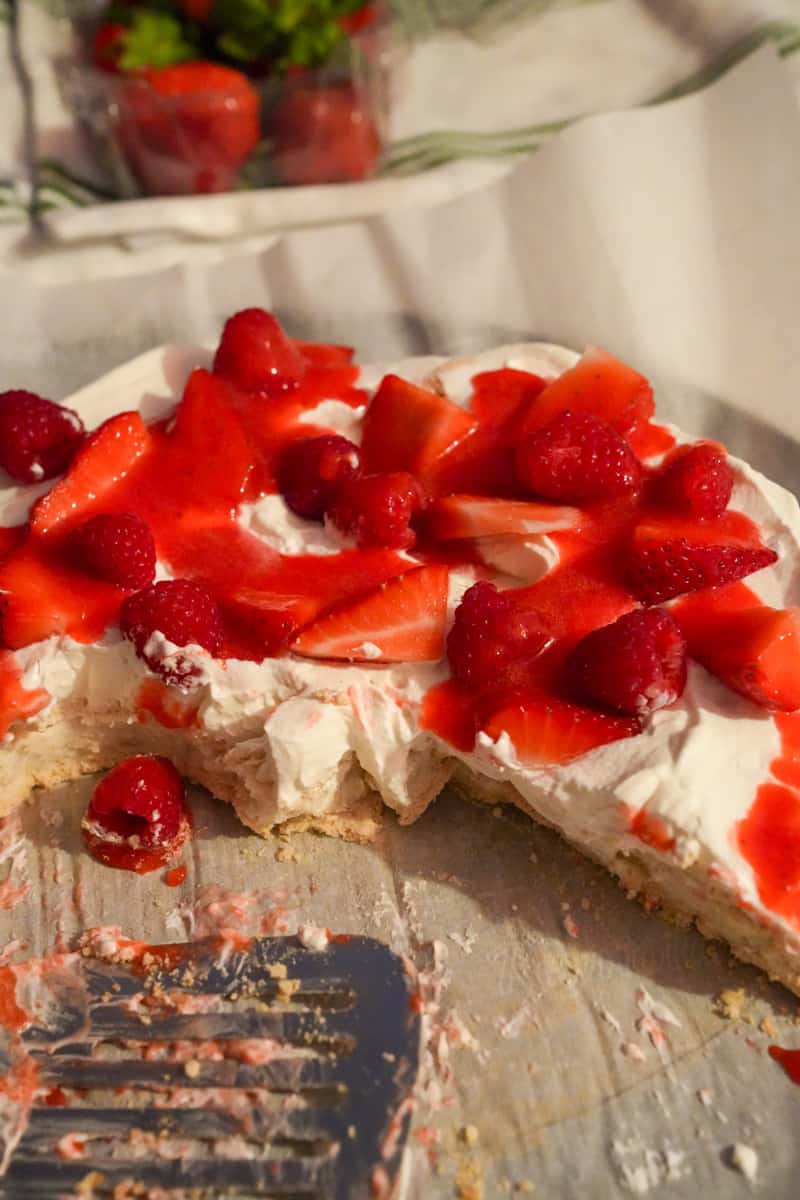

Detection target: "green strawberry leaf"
[116, 11, 198, 71]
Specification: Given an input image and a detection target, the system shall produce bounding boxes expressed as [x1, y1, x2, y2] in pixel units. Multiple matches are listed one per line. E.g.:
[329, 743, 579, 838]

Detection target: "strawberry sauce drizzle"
[0, 344, 784, 824]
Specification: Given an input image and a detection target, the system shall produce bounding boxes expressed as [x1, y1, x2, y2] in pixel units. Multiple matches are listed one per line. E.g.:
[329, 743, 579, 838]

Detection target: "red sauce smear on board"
[768, 1045, 800, 1084]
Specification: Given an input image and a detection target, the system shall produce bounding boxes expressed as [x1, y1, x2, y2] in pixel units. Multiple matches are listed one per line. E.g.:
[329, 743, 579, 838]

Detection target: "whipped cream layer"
[3, 342, 800, 955]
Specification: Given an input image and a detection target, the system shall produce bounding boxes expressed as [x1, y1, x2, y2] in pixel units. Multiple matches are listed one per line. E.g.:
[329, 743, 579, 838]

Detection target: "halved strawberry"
[626, 527, 777, 605]
[30, 412, 152, 539]
[678, 603, 800, 711]
[222, 588, 319, 659]
[479, 689, 640, 766]
[517, 349, 654, 441]
[360, 375, 476, 483]
[292, 564, 449, 663]
[427, 495, 582, 541]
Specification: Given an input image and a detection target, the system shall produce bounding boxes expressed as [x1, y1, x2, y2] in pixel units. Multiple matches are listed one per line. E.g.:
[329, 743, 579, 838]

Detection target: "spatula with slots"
[0, 933, 421, 1199]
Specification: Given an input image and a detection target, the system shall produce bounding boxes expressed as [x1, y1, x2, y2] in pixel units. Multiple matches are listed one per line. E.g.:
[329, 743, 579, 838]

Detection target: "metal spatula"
[2, 934, 421, 1199]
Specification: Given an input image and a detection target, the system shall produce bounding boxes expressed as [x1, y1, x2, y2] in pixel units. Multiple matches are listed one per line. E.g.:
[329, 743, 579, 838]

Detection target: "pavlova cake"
[1, 309, 799, 993]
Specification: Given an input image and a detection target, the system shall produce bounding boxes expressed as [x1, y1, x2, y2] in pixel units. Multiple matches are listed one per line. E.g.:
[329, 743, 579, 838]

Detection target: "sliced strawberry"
[677, 602, 800, 711]
[360, 375, 476, 484]
[0, 543, 124, 649]
[630, 511, 762, 551]
[513, 565, 639, 644]
[428, 495, 581, 541]
[292, 341, 354, 369]
[479, 689, 640, 766]
[292, 564, 449, 663]
[221, 589, 319, 659]
[518, 349, 654, 441]
[163, 369, 254, 511]
[30, 412, 152, 540]
[469, 369, 548, 425]
[626, 529, 777, 605]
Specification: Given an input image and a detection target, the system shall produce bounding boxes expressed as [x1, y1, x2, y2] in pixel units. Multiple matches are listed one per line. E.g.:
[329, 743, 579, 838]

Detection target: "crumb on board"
[727, 1143, 759, 1182]
[714, 989, 753, 1022]
[455, 1157, 483, 1200]
[759, 1015, 778, 1038]
[460, 1125, 479, 1148]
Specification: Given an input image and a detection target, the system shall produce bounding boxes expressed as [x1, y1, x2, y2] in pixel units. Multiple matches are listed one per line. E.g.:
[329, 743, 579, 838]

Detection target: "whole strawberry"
[268, 83, 381, 186]
[118, 61, 261, 196]
[515, 410, 641, 503]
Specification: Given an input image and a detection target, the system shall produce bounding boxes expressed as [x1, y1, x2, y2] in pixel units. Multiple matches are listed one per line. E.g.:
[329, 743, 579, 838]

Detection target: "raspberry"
[626, 539, 778, 605]
[0, 390, 85, 484]
[82, 755, 188, 872]
[278, 435, 361, 521]
[120, 578, 224, 685]
[515, 410, 641, 503]
[328, 471, 426, 550]
[213, 308, 306, 394]
[73, 512, 156, 589]
[568, 608, 687, 716]
[446, 581, 551, 690]
[653, 443, 734, 519]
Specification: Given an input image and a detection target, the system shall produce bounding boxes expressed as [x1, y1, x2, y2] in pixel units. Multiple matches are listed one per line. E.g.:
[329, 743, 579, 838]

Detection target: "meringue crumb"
[714, 989, 749, 1021]
[278, 977, 300, 1000]
[621, 1041, 647, 1062]
[563, 915, 579, 939]
[727, 1143, 759, 1182]
[275, 842, 299, 864]
[268, 963, 288, 979]
[455, 1157, 483, 1200]
[697, 1088, 714, 1107]
[75, 1171, 106, 1196]
[184, 1059, 200, 1079]
[460, 1125, 480, 1148]
[759, 1015, 778, 1037]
